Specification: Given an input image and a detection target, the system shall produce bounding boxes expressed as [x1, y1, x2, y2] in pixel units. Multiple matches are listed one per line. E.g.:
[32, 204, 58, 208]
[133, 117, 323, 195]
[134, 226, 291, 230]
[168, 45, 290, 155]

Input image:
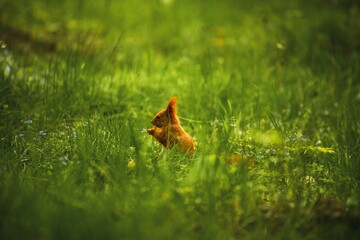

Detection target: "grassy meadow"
[1, 0, 359, 239]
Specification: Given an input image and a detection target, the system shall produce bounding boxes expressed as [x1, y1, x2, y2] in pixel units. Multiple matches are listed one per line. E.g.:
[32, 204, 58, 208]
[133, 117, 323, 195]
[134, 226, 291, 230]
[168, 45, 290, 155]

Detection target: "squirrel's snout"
[151, 119, 160, 127]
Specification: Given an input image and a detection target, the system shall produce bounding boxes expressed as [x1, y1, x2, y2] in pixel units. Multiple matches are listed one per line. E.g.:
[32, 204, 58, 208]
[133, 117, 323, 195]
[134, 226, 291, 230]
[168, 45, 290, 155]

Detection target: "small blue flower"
[39, 130, 47, 136]
[18, 133, 24, 137]
[60, 155, 69, 165]
[24, 119, 33, 124]
[292, 136, 297, 141]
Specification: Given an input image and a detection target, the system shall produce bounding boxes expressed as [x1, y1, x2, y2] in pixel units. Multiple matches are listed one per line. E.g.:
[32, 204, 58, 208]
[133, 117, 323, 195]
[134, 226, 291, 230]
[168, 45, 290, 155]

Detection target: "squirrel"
[147, 97, 195, 154]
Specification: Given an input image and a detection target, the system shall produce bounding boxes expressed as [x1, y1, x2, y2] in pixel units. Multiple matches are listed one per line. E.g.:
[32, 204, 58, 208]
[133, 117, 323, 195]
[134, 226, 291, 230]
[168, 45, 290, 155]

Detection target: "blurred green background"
[0, 0, 359, 239]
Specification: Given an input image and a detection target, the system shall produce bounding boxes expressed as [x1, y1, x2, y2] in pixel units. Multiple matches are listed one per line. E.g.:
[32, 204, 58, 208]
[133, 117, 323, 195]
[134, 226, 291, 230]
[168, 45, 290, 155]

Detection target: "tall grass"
[1, 0, 359, 239]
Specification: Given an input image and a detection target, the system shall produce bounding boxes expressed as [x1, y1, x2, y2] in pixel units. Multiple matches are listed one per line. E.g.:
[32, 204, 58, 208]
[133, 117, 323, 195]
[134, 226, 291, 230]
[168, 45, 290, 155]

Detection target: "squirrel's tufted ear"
[166, 97, 178, 114]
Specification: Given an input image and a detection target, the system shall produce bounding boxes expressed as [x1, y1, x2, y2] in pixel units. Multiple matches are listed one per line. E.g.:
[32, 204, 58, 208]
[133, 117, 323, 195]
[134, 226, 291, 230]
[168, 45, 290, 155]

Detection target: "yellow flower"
[127, 158, 136, 169]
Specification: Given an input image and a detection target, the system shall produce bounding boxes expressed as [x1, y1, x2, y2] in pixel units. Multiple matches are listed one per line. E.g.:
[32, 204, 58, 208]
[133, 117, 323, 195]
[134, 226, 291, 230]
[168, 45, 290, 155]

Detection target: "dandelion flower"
[127, 158, 136, 170]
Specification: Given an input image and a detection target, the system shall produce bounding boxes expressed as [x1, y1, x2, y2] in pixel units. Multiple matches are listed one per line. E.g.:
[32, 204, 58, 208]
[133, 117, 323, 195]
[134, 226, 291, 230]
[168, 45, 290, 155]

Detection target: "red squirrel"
[147, 97, 195, 154]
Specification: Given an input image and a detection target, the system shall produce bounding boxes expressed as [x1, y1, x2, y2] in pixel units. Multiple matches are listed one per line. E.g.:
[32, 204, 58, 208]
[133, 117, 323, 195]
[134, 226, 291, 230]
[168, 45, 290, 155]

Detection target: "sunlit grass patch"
[1, 0, 359, 239]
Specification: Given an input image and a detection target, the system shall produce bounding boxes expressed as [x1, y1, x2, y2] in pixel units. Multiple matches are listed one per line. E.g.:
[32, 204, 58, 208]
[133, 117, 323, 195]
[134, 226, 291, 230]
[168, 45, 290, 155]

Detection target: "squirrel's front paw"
[147, 127, 155, 135]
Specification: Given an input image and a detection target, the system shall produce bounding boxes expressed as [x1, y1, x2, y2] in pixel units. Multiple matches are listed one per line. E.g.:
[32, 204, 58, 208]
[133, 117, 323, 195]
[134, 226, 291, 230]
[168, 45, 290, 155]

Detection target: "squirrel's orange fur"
[147, 97, 195, 154]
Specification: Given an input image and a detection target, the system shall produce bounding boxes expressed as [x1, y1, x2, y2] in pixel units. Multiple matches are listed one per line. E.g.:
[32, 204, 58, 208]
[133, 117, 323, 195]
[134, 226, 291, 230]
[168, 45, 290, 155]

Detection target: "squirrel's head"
[151, 97, 179, 127]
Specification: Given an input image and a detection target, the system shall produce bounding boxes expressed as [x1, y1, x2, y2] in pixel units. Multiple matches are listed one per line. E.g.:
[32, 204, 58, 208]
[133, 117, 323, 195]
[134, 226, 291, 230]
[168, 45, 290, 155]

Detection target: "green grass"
[1, 0, 359, 239]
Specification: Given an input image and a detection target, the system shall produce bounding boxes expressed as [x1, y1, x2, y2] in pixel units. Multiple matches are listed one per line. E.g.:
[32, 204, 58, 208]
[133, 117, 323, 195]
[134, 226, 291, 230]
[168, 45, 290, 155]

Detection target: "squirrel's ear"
[166, 97, 178, 114]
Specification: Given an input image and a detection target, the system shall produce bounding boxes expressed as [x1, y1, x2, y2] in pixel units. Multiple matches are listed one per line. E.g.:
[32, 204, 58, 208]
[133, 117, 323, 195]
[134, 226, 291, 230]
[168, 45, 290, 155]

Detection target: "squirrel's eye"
[156, 116, 160, 119]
